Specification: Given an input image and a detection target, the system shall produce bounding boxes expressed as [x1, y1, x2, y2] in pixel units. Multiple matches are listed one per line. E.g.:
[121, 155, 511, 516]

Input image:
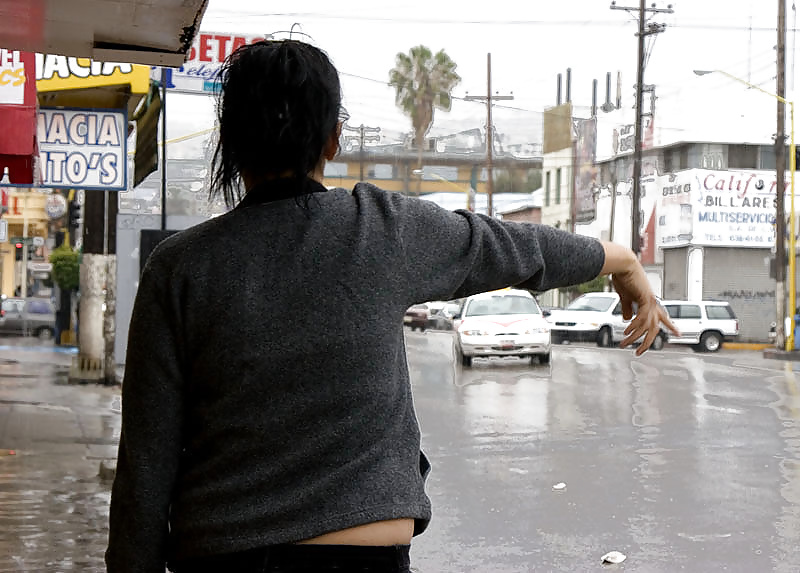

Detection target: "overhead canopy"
[0, 0, 208, 67]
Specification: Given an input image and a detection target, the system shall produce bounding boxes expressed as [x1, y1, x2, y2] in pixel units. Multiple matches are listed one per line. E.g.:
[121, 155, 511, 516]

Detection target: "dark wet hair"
[210, 40, 342, 207]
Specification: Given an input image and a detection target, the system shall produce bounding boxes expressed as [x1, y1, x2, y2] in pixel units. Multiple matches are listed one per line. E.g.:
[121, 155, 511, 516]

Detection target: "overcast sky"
[167, 0, 795, 157]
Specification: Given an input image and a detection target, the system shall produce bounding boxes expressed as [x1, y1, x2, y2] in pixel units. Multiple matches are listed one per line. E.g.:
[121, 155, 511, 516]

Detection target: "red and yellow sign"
[35, 54, 150, 95]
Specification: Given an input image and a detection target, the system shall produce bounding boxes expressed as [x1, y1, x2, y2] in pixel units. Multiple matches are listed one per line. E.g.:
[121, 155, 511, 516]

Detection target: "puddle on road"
[0, 468, 111, 571]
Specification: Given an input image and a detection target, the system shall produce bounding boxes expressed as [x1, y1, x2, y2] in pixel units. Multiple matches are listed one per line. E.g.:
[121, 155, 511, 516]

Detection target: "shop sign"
[45, 193, 67, 219]
[36, 55, 150, 95]
[161, 32, 268, 94]
[27, 262, 52, 272]
[37, 108, 127, 190]
[657, 169, 793, 248]
[0, 49, 26, 105]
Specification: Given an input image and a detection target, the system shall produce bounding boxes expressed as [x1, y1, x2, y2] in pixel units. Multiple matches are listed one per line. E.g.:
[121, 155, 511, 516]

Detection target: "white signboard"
[37, 108, 127, 190]
[163, 32, 268, 94]
[0, 49, 25, 105]
[657, 168, 792, 249]
[0, 220, 7, 242]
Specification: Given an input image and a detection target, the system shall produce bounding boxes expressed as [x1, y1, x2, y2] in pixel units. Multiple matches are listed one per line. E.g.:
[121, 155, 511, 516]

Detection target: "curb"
[723, 342, 773, 351]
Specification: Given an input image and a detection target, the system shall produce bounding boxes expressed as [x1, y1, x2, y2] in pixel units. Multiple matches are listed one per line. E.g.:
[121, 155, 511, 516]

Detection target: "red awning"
[0, 50, 37, 184]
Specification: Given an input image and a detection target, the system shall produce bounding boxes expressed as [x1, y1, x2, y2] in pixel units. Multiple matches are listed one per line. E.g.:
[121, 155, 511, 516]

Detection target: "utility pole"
[611, 1, 673, 254]
[777, 0, 788, 350]
[465, 53, 513, 218]
[343, 124, 381, 181]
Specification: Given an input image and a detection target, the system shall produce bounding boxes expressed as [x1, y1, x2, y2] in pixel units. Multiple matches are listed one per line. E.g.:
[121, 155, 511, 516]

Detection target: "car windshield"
[464, 295, 540, 317]
[566, 296, 615, 312]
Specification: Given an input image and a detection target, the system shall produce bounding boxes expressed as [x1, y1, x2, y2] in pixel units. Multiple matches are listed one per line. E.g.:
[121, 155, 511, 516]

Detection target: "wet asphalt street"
[408, 332, 800, 572]
[0, 333, 798, 571]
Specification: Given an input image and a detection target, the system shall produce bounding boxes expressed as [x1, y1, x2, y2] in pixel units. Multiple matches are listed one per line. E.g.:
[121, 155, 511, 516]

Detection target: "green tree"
[389, 46, 460, 191]
[526, 169, 542, 191]
[50, 245, 80, 291]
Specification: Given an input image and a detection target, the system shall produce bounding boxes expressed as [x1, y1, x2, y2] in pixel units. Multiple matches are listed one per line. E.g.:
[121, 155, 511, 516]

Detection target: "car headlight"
[462, 329, 488, 336]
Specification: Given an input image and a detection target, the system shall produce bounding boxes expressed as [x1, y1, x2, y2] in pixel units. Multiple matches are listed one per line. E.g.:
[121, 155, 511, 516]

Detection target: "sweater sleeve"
[388, 192, 606, 304]
[106, 252, 185, 573]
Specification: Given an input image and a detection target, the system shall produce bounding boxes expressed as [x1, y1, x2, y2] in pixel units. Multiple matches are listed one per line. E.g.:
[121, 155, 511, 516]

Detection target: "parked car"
[660, 300, 739, 352]
[0, 297, 57, 339]
[427, 301, 461, 330]
[404, 304, 430, 331]
[548, 292, 636, 348]
[455, 289, 551, 367]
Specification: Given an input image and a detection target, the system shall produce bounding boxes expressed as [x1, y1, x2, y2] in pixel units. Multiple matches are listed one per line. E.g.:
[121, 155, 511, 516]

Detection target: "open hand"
[612, 269, 680, 356]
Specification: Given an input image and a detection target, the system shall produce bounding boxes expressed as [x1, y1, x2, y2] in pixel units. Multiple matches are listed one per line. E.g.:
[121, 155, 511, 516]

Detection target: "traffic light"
[68, 200, 81, 228]
[14, 241, 23, 261]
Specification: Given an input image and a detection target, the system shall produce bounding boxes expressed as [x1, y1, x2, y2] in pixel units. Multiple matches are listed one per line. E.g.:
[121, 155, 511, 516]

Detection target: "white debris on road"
[601, 551, 627, 565]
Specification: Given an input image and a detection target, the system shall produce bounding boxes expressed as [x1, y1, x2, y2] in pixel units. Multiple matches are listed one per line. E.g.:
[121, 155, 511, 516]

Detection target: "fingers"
[660, 309, 681, 337]
[620, 306, 662, 353]
[635, 326, 660, 357]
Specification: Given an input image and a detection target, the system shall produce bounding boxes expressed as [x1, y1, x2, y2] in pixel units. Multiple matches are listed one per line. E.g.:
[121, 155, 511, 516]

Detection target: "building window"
[688, 143, 726, 170]
[422, 165, 459, 181]
[545, 171, 551, 207]
[728, 144, 759, 169]
[324, 162, 348, 177]
[759, 145, 790, 170]
[368, 164, 394, 179]
[555, 168, 562, 204]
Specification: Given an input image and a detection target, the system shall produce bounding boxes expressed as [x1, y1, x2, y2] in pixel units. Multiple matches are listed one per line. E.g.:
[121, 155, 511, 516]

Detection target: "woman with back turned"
[106, 40, 676, 573]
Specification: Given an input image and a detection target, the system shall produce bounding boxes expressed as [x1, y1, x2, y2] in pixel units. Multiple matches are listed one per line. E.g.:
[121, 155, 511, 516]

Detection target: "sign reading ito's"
[37, 108, 127, 190]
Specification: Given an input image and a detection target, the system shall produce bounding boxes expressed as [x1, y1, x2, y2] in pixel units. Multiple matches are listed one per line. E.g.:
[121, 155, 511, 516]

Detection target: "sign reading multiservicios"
[37, 108, 127, 190]
[657, 168, 790, 249]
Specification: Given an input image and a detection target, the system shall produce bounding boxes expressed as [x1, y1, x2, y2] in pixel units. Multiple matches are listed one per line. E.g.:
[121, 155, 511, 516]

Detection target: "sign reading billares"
[37, 108, 127, 190]
[164, 32, 268, 94]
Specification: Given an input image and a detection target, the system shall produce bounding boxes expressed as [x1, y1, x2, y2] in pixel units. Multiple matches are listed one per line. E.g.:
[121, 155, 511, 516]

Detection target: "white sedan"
[456, 289, 551, 367]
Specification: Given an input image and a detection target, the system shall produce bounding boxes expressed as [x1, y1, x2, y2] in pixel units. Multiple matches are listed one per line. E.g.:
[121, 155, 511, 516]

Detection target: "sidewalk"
[0, 338, 120, 571]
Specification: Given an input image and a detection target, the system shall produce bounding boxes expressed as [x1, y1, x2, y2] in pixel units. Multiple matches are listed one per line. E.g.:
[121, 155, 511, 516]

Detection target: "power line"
[207, 11, 800, 32]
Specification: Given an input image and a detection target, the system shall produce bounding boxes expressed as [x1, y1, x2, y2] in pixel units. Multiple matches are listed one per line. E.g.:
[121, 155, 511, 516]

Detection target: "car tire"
[597, 327, 612, 348]
[461, 354, 472, 367]
[700, 331, 722, 353]
[650, 333, 665, 351]
[538, 353, 551, 365]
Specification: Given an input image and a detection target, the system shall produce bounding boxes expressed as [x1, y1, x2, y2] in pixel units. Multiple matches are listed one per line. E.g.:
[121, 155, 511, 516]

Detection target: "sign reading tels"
[37, 108, 127, 190]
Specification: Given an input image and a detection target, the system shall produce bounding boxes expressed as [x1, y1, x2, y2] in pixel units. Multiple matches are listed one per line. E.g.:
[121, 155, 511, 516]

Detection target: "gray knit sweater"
[105, 180, 605, 572]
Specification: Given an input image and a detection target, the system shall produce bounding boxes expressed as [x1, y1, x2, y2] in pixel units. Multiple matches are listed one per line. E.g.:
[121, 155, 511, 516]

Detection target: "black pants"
[170, 544, 412, 573]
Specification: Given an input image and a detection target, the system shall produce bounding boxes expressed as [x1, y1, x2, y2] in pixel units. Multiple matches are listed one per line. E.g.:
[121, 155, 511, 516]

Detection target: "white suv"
[455, 289, 551, 367]
[660, 300, 739, 352]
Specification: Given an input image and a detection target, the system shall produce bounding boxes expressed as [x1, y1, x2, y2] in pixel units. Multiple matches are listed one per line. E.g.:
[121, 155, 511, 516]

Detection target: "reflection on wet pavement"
[2, 331, 800, 572]
[407, 332, 800, 572]
[0, 344, 119, 572]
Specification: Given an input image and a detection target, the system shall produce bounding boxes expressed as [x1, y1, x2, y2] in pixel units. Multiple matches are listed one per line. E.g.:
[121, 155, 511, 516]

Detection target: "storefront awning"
[0, 0, 208, 67]
[0, 50, 38, 184]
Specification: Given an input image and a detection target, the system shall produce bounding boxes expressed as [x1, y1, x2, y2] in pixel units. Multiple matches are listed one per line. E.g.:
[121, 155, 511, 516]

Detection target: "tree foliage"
[576, 275, 609, 295]
[50, 245, 80, 291]
[389, 46, 461, 150]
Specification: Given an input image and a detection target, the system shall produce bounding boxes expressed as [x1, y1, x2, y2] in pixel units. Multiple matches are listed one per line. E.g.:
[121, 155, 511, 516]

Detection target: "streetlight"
[411, 169, 476, 211]
[694, 69, 796, 350]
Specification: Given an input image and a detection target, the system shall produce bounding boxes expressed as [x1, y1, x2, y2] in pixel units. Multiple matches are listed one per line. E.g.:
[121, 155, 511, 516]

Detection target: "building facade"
[572, 75, 796, 342]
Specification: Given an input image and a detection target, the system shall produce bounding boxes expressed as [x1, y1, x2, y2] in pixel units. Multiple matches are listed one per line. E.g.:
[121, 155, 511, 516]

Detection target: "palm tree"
[389, 46, 460, 193]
